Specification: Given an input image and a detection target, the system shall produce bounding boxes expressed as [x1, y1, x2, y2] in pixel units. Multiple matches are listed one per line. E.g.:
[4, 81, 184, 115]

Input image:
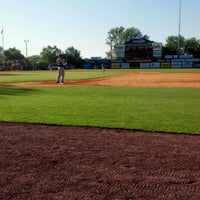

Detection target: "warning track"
[1, 122, 200, 199]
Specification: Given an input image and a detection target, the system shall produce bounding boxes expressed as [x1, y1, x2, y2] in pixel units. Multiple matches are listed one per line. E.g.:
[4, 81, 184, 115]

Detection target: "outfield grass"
[0, 69, 200, 134]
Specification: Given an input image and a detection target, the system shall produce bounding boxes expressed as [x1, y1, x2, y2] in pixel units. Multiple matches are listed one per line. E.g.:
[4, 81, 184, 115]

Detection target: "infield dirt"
[3, 72, 200, 88]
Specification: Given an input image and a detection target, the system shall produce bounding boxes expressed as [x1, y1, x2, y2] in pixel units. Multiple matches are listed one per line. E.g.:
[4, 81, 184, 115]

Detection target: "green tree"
[40, 45, 61, 64]
[65, 46, 83, 68]
[26, 55, 40, 70]
[121, 27, 149, 42]
[106, 26, 125, 59]
[163, 35, 186, 56]
[4, 47, 25, 62]
[185, 37, 200, 58]
[37, 45, 61, 69]
[0, 46, 3, 64]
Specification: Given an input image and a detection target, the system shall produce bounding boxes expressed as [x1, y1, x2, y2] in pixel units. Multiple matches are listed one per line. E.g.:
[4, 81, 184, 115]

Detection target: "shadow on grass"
[0, 73, 22, 76]
[0, 86, 38, 96]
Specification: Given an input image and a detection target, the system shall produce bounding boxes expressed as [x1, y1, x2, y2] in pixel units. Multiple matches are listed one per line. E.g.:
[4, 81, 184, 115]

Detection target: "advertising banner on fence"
[193, 61, 200, 68]
[171, 61, 182, 68]
[111, 63, 120, 69]
[160, 62, 171, 68]
[150, 62, 160, 68]
[182, 61, 193, 68]
[140, 63, 150, 69]
[130, 62, 140, 69]
[121, 63, 130, 69]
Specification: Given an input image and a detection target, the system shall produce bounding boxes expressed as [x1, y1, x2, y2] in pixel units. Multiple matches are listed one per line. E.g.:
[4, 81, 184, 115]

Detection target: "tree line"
[1, 26, 200, 70]
[0, 46, 83, 70]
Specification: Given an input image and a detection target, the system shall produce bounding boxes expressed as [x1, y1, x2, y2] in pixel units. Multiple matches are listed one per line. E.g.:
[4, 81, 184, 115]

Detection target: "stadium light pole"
[110, 42, 113, 60]
[1, 27, 5, 69]
[24, 39, 29, 58]
[178, 0, 182, 58]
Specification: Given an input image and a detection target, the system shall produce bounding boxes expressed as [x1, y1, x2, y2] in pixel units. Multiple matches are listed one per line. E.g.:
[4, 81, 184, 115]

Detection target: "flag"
[1, 28, 3, 34]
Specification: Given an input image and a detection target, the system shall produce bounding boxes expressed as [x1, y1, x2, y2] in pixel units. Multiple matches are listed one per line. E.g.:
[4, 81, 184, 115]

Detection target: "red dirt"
[1, 72, 200, 199]
[1, 122, 200, 199]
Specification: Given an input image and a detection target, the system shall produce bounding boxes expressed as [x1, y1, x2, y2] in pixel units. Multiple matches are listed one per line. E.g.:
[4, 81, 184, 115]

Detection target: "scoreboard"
[125, 46, 153, 61]
[117, 39, 162, 62]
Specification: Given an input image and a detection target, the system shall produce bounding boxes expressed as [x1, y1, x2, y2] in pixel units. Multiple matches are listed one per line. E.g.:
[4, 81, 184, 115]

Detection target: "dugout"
[83, 58, 110, 69]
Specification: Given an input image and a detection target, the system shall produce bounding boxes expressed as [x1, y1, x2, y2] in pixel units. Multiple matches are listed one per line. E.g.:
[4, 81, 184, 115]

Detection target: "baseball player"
[101, 63, 105, 73]
[56, 54, 66, 84]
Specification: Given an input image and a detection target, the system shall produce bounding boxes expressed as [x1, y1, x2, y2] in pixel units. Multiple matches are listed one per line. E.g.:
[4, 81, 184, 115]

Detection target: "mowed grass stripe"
[0, 86, 199, 134]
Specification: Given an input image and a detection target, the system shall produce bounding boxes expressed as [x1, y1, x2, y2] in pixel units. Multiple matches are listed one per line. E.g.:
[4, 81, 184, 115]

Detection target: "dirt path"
[1, 122, 200, 199]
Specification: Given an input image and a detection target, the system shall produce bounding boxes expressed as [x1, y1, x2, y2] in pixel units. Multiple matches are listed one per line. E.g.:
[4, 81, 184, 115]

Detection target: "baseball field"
[0, 69, 200, 199]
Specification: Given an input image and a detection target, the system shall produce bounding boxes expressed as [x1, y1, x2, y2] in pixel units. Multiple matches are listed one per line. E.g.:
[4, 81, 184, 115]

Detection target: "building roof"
[124, 38, 154, 46]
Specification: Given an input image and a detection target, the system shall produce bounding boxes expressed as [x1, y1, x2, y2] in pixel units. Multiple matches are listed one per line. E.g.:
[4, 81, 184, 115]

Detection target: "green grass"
[1, 68, 200, 83]
[0, 70, 120, 83]
[0, 84, 199, 134]
[0, 69, 200, 134]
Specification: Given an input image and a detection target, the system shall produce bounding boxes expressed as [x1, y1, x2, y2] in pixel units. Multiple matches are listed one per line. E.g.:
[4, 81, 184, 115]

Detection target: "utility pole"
[1, 27, 5, 69]
[110, 43, 113, 60]
[24, 39, 29, 58]
[178, 0, 182, 58]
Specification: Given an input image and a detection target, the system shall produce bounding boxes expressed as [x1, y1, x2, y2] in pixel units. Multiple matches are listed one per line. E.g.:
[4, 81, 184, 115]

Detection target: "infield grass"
[0, 70, 120, 83]
[0, 69, 200, 134]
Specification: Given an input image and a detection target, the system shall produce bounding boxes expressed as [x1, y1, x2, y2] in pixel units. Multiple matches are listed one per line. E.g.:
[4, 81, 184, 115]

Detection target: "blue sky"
[1, 0, 199, 58]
